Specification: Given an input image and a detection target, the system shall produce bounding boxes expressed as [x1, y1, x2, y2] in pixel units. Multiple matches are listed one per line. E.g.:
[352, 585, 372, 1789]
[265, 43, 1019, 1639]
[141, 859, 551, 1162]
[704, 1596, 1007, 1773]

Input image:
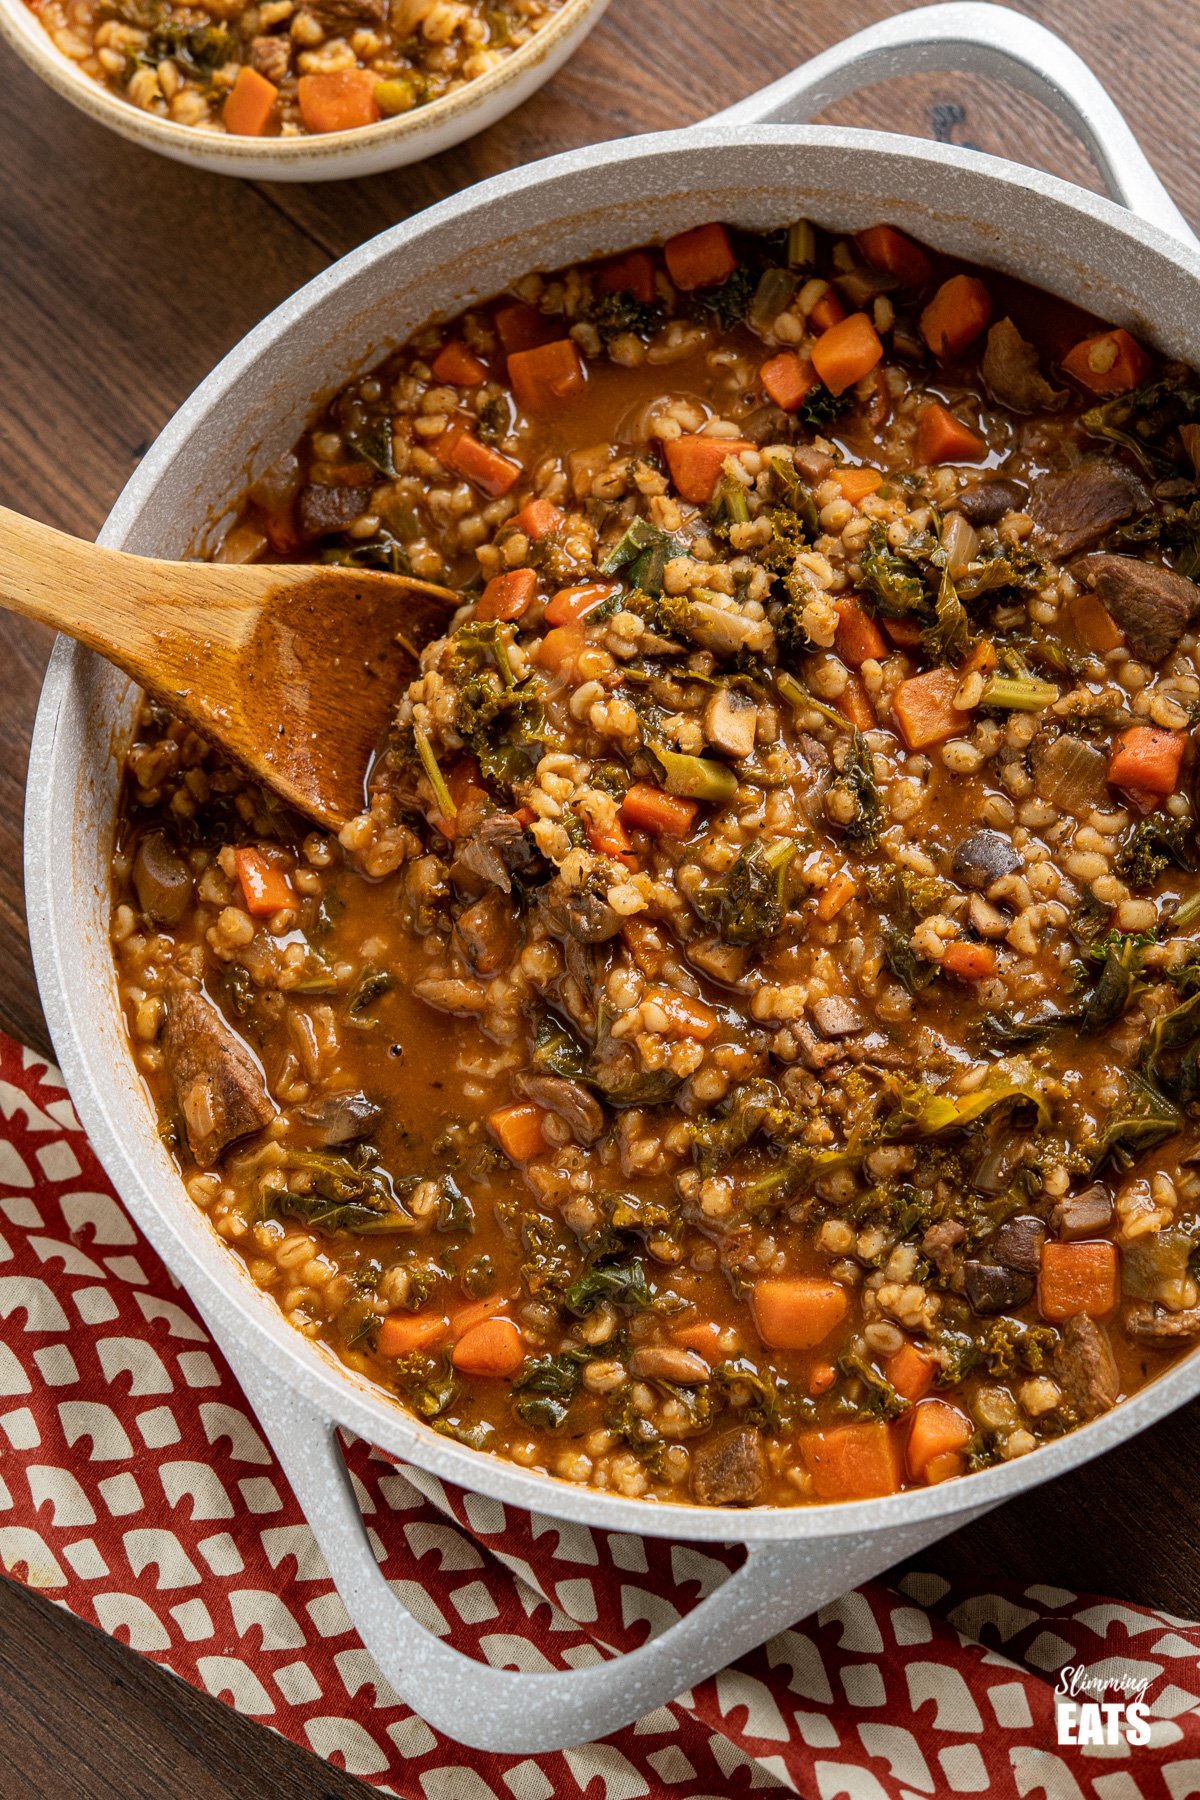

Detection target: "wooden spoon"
[0, 505, 460, 831]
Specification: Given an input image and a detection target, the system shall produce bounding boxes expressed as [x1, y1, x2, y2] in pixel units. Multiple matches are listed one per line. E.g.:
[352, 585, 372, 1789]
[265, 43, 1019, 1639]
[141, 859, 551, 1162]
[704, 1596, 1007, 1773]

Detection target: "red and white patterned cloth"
[1, 1032, 1199, 1797]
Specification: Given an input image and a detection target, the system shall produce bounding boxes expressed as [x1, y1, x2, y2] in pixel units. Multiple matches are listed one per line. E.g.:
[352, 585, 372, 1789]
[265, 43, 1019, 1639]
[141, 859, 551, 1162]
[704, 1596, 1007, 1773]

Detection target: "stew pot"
[25, 0, 1200, 1754]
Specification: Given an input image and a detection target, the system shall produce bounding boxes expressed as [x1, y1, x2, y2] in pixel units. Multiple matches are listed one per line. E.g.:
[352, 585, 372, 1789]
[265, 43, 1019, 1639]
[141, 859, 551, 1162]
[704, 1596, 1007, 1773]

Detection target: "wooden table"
[3, 1, 1200, 1790]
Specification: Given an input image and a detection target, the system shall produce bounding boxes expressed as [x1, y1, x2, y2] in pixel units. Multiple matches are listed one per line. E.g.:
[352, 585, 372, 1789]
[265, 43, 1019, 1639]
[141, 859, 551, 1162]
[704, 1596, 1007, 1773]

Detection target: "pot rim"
[28, 120, 1200, 1544]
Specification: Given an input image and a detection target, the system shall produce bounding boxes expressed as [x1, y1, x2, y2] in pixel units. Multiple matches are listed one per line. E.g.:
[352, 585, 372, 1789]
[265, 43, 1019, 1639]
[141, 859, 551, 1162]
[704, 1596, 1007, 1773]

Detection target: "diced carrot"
[835, 669, 876, 730]
[810, 312, 884, 396]
[856, 224, 934, 290]
[508, 338, 586, 413]
[941, 939, 997, 981]
[378, 1312, 449, 1358]
[620, 781, 698, 838]
[886, 1341, 937, 1403]
[324, 460, 378, 487]
[915, 401, 987, 465]
[513, 806, 535, 828]
[815, 870, 857, 922]
[595, 249, 658, 305]
[1062, 328, 1151, 395]
[892, 666, 969, 750]
[662, 435, 755, 504]
[834, 595, 887, 667]
[920, 274, 992, 360]
[234, 846, 293, 917]
[488, 1102, 548, 1163]
[478, 568, 537, 621]
[834, 466, 883, 504]
[643, 985, 718, 1041]
[512, 497, 565, 541]
[539, 622, 588, 676]
[583, 813, 635, 867]
[432, 759, 489, 843]
[449, 1296, 508, 1336]
[961, 637, 998, 676]
[224, 65, 278, 137]
[494, 301, 559, 355]
[544, 582, 618, 626]
[807, 286, 847, 332]
[1039, 1240, 1119, 1322]
[1107, 724, 1185, 807]
[430, 340, 488, 387]
[808, 1362, 837, 1396]
[752, 1277, 848, 1351]
[1064, 588, 1125, 656]
[452, 1317, 525, 1379]
[663, 222, 737, 291]
[673, 1320, 724, 1360]
[798, 1421, 903, 1500]
[882, 614, 924, 648]
[760, 350, 818, 413]
[906, 1399, 973, 1484]
[296, 69, 380, 133]
[436, 429, 521, 497]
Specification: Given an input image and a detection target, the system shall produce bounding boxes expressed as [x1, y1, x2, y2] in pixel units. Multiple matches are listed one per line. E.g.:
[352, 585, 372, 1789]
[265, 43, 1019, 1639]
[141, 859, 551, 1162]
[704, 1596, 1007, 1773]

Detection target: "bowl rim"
[27, 120, 1200, 1543]
[0, 0, 606, 165]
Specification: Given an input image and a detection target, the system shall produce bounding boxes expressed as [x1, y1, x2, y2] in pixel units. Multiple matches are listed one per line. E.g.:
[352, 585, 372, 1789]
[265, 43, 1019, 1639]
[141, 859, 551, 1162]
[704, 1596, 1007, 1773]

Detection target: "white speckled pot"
[0, 0, 609, 179]
[24, 1, 1200, 1754]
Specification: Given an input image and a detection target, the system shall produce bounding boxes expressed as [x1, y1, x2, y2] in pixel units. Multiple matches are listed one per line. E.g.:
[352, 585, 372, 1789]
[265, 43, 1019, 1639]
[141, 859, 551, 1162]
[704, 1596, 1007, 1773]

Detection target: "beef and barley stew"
[113, 219, 1200, 1508]
[27, 0, 564, 136]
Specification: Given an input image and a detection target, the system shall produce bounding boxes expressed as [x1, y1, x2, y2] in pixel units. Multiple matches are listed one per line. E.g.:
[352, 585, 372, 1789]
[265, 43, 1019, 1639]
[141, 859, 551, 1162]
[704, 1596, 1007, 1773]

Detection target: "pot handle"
[226, 1352, 980, 1754]
[708, 1, 1196, 249]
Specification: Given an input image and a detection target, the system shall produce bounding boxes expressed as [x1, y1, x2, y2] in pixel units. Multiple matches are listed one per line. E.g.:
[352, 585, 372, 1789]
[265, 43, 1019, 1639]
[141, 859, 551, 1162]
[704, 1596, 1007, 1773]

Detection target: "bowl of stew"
[25, 0, 1200, 1753]
[0, 0, 608, 178]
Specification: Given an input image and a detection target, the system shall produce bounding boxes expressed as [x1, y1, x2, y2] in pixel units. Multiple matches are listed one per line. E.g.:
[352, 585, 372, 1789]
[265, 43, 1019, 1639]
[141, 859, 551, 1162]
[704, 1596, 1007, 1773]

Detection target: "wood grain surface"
[2, 1, 1199, 1791]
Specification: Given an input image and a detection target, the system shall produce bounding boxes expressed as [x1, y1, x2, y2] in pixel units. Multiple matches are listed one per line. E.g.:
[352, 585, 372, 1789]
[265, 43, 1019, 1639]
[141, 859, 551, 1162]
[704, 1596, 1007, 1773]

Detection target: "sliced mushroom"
[628, 1346, 711, 1383]
[809, 995, 864, 1039]
[1125, 1303, 1200, 1348]
[451, 813, 540, 896]
[539, 875, 623, 944]
[1051, 1184, 1114, 1241]
[967, 893, 1008, 939]
[298, 1090, 382, 1146]
[793, 445, 835, 483]
[981, 317, 1069, 414]
[964, 1259, 1034, 1314]
[950, 477, 1029, 527]
[703, 687, 759, 759]
[952, 829, 1021, 891]
[989, 1216, 1047, 1274]
[133, 832, 193, 925]
[514, 1072, 605, 1144]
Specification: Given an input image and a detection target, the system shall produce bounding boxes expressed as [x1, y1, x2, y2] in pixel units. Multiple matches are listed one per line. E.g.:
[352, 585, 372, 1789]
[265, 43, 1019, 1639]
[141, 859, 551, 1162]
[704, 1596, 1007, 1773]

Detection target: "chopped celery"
[980, 674, 1059, 712]
[651, 744, 738, 802]
[413, 724, 455, 818]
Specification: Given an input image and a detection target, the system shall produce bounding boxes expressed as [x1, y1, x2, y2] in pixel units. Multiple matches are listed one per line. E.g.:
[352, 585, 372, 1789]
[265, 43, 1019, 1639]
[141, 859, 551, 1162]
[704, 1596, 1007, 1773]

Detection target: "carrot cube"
[815, 870, 857, 921]
[856, 224, 934, 290]
[1062, 328, 1151, 395]
[488, 1103, 548, 1163]
[886, 1341, 937, 1402]
[494, 301, 559, 355]
[915, 402, 987, 465]
[224, 66, 278, 137]
[436, 429, 521, 497]
[663, 435, 755, 504]
[452, 1316, 524, 1379]
[834, 595, 887, 667]
[663, 222, 737, 291]
[1039, 1240, 1118, 1321]
[478, 568, 537, 621]
[834, 466, 884, 505]
[539, 622, 587, 676]
[941, 940, 997, 981]
[906, 1399, 973, 1484]
[583, 814, 635, 867]
[760, 350, 818, 413]
[595, 249, 658, 304]
[620, 782, 698, 837]
[378, 1312, 450, 1358]
[543, 582, 618, 626]
[798, 1421, 903, 1500]
[508, 338, 586, 413]
[835, 669, 876, 730]
[752, 1277, 848, 1351]
[810, 312, 884, 396]
[807, 286, 847, 332]
[1107, 725, 1185, 805]
[919, 274, 992, 360]
[234, 846, 293, 917]
[296, 69, 380, 133]
[430, 340, 488, 387]
[643, 985, 718, 1041]
[512, 497, 565, 541]
[891, 666, 969, 749]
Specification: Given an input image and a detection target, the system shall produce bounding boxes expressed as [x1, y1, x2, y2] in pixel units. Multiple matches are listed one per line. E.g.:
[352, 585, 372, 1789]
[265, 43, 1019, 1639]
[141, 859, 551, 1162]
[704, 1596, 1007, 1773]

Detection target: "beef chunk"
[952, 477, 1029, 527]
[952, 828, 1020, 891]
[922, 1219, 966, 1281]
[690, 1427, 766, 1506]
[133, 832, 192, 925]
[514, 1073, 605, 1145]
[248, 32, 290, 82]
[964, 1259, 1035, 1314]
[981, 317, 1068, 414]
[1054, 1314, 1120, 1418]
[989, 1216, 1047, 1275]
[810, 995, 864, 1039]
[1051, 1184, 1114, 1241]
[1075, 553, 1200, 662]
[539, 875, 622, 943]
[297, 483, 369, 542]
[703, 688, 758, 759]
[298, 1090, 381, 1146]
[450, 813, 539, 896]
[162, 974, 275, 1167]
[1125, 1304, 1200, 1348]
[454, 890, 519, 975]
[1029, 459, 1149, 559]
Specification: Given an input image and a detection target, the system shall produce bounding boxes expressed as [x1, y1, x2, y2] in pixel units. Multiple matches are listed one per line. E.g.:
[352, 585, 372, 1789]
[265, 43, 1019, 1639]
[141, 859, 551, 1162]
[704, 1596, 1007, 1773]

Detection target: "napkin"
[1, 1032, 1197, 1797]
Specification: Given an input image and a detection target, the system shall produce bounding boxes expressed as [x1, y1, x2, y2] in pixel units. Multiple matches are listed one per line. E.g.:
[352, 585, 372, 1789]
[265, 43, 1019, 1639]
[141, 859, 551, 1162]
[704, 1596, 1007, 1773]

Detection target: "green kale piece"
[264, 1148, 413, 1235]
[601, 517, 687, 596]
[1081, 364, 1200, 476]
[689, 264, 756, 329]
[799, 382, 851, 429]
[838, 1351, 911, 1421]
[1116, 813, 1196, 890]
[512, 1349, 589, 1430]
[689, 837, 797, 945]
[564, 1256, 654, 1316]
